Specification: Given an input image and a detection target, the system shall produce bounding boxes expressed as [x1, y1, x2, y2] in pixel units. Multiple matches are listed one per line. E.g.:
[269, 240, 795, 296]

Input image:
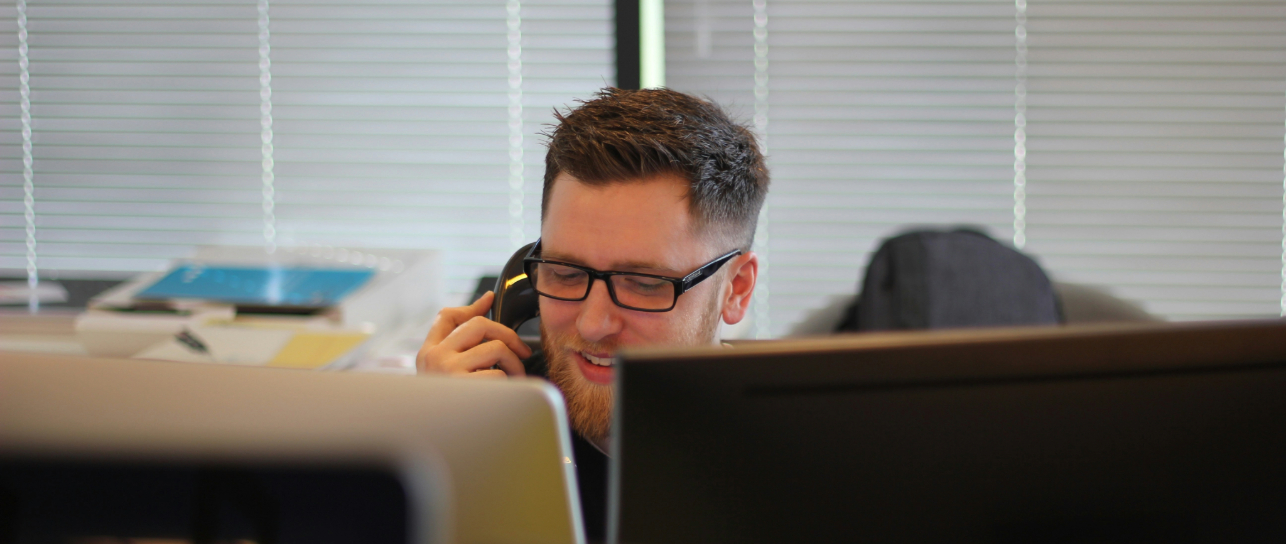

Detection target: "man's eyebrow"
[540, 252, 680, 275]
[613, 260, 680, 274]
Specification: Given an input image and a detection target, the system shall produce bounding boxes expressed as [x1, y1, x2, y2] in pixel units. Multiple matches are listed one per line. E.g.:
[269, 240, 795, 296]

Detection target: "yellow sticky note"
[268, 332, 370, 369]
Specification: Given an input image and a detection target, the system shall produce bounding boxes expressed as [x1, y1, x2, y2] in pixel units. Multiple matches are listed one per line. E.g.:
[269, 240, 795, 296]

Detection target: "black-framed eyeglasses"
[522, 239, 742, 312]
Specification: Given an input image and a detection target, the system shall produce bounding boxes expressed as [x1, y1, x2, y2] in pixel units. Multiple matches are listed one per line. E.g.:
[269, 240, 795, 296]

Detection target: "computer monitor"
[0, 353, 584, 544]
[610, 320, 1286, 543]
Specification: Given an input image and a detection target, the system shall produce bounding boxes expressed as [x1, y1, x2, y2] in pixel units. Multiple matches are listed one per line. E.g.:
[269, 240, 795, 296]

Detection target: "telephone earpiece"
[491, 241, 545, 376]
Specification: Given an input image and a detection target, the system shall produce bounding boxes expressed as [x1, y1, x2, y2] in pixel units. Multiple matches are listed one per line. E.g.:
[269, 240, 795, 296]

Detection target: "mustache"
[546, 330, 619, 356]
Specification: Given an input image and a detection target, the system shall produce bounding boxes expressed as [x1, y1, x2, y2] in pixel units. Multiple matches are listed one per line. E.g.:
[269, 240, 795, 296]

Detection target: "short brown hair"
[541, 88, 769, 250]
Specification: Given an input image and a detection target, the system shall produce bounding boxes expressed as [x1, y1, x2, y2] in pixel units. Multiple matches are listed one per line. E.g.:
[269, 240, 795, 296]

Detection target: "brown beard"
[540, 288, 724, 443]
[542, 325, 617, 443]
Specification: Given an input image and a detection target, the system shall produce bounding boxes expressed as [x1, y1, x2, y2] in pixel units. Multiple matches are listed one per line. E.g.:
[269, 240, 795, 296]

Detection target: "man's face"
[539, 172, 728, 443]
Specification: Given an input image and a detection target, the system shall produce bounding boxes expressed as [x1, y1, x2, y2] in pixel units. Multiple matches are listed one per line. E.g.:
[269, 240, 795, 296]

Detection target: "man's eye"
[549, 268, 586, 283]
[620, 276, 667, 294]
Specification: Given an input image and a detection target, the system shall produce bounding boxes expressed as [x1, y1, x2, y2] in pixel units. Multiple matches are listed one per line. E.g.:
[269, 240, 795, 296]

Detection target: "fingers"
[416, 339, 527, 377]
[460, 339, 524, 378]
[462, 369, 507, 379]
[415, 291, 534, 379]
[439, 315, 533, 360]
[477, 339, 527, 377]
[426, 291, 494, 346]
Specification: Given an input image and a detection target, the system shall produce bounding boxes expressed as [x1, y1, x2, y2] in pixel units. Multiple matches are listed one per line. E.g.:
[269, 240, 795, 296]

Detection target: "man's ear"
[721, 252, 758, 325]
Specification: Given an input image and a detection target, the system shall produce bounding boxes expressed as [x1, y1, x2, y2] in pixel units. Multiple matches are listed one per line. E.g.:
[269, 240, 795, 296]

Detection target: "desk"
[0, 310, 86, 355]
[0, 309, 427, 374]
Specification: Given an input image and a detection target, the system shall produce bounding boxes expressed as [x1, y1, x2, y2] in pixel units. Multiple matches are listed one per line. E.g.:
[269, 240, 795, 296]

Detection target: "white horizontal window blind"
[269, 1, 516, 278]
[0, 4, 24, 274]
[1, 0, 611, 300]
[665, 0, 754, 110]
[0, 1, 264, 275]
[1022, 1, 1286, 320]
[667, 0, 1286, 334]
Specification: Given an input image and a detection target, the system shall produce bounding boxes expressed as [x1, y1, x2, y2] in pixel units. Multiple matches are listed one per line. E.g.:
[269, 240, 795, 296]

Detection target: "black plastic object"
[490, 242, 545, 376]
[612, 320, 1286, 544]
[491, 242, 539, 331]
[838, 228, 1061, 332]
[0, 460, 408, 544]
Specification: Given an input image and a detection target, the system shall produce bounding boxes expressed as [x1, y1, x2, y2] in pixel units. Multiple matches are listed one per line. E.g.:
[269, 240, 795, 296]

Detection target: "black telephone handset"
[490, 242, 546, 377]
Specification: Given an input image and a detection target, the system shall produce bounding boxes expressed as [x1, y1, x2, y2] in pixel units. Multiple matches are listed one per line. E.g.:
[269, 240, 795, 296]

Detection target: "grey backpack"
[837, 229, 1062, 332]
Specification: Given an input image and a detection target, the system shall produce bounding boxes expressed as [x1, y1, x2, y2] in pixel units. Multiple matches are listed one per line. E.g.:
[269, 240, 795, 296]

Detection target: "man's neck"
[587, 433, 611, 456]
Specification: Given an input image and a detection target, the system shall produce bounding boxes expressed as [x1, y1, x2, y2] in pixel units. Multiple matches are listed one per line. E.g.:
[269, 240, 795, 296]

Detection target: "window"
[667, 0, 1286, 334]
[0, 0, 612, 300]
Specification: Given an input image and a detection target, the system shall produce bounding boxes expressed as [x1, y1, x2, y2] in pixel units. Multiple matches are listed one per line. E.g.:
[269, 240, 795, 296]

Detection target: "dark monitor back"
[0, 460, 407, 544]
[611, 321, 1286, 544]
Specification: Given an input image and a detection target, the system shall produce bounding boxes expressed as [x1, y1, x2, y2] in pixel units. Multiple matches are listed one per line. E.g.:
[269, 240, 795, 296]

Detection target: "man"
[416, 87, 768, 541]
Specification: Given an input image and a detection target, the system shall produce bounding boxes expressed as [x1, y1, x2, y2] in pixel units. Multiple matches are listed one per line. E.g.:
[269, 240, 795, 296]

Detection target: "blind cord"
[259, 0, 276, 254]
[507, 0, 524, 250]
[1013, 0, 1028, 250]
[752, 0, 770, 338]
[17, 0, 37, 313]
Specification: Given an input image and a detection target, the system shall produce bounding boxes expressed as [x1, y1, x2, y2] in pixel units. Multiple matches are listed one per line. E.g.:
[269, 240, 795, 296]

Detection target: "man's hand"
[416, 291, 533, 379]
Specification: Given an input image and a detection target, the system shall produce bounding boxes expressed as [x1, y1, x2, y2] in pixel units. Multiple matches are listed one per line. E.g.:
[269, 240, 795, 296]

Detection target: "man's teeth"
[581, 352, 613, 367]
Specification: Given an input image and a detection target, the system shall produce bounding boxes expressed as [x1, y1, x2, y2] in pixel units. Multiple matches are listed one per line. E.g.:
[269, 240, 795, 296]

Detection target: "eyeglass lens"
[531, 262, 677, 310]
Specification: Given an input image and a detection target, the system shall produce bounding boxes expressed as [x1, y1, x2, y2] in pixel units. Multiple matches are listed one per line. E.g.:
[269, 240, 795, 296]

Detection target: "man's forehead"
[551, 171, 691, 200]
[543, 172, 692, 225]
[540, 172, 711, 274]
[539, 247, 677, 274]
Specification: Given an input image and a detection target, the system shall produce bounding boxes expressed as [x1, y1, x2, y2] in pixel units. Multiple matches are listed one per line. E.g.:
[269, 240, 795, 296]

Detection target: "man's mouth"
[581, 352, 613, 367]
[574, 350, 615, 385]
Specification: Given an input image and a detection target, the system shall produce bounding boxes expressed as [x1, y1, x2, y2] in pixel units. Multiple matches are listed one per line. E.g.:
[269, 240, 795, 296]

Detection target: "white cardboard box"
[77, 246, 443, 360]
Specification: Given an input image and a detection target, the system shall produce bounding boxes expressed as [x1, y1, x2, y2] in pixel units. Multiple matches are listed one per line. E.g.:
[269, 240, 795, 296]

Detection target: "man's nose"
[576, 279, 623, 343]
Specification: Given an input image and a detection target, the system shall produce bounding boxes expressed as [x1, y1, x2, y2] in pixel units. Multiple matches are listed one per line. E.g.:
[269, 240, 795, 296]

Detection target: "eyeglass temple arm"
[679, 250, 743, 292]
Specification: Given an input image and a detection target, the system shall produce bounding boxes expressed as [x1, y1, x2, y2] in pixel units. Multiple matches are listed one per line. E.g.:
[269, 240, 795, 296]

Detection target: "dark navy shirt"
[571, 431, 609, 543]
